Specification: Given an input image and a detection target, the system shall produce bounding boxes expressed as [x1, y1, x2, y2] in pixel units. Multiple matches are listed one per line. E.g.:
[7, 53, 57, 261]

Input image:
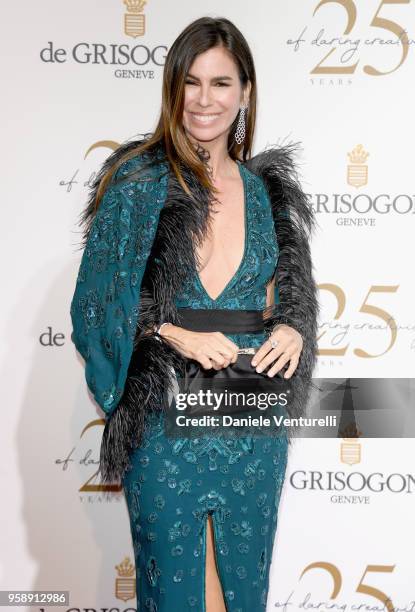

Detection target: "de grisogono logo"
[289, 434, 415, 500]
[310, 144, 415, 220]
[39, 0, 167, 78]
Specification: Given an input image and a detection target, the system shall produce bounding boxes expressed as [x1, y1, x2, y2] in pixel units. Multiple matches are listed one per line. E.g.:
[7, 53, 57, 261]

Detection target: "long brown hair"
[94, 16, 257, 210]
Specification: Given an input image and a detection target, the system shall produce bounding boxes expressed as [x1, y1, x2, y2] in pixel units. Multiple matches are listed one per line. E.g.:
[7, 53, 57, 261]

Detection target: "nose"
[195, 84, 214, 107]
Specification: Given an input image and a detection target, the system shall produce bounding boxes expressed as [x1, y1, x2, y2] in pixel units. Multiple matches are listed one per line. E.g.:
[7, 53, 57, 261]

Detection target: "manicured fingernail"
[256, 367, 262, 373]
[251, 360, 257, 366]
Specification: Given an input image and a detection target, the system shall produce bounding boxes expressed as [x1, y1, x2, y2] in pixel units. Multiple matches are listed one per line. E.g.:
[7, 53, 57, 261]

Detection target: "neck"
[188, 135, 236, 180]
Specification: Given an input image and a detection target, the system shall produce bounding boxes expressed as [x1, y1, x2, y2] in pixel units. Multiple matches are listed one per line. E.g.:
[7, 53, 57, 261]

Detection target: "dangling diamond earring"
[234, 105, 247, 145]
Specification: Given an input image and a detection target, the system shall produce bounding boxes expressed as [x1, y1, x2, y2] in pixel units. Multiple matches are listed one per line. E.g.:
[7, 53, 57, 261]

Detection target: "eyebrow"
[186, 73, 233, 81]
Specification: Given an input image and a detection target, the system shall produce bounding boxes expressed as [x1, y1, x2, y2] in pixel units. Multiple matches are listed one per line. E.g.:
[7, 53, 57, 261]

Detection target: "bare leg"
[205, 514, 227, 612]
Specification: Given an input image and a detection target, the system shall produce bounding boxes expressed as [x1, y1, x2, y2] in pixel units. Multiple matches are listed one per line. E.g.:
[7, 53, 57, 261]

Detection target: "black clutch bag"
[175, 348, 290, 418]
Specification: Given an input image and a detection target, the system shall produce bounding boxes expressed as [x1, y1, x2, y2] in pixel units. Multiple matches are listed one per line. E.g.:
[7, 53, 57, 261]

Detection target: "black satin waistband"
[176, 307, 265, 333]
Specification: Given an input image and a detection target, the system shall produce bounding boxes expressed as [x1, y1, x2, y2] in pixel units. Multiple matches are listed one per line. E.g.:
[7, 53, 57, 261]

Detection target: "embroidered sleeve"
[70, 161, 168, 416]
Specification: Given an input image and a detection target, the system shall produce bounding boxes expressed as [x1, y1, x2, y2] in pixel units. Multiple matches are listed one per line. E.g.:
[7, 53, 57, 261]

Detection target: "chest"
[174, 167, 279, 308]
[194, 171, 246, 270]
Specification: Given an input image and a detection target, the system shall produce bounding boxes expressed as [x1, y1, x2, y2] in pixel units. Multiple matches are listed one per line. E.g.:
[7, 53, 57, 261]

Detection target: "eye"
[184, 80, 229, 87]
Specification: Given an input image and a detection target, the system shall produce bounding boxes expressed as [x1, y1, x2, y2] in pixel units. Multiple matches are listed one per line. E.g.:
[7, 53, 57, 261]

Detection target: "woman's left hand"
[251, 324, 303, 379]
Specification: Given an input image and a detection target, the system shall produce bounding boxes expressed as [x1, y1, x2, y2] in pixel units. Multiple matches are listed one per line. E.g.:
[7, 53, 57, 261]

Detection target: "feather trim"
[246, 141, 320, 436]
[99, 335, 185, 484]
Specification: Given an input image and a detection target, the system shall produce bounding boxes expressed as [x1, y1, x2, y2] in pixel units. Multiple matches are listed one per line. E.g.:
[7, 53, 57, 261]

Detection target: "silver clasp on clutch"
[237, 347, 256, 355]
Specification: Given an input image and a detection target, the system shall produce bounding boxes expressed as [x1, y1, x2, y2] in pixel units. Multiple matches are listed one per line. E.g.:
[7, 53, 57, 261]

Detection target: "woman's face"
[182, 45, 250, 144]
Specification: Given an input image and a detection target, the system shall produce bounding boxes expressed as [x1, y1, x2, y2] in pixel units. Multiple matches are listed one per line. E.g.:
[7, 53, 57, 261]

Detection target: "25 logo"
[312, 0, 410, 75]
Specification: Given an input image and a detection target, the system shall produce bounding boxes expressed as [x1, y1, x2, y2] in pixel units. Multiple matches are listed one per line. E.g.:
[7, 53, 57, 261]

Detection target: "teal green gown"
[122, 162, 289, 611]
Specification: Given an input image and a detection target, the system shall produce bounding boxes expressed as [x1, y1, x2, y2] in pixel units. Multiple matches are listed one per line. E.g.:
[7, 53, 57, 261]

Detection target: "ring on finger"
[269, 337, 279, 349]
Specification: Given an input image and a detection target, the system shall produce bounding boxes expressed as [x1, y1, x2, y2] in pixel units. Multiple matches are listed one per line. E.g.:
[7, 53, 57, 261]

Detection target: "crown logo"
[340, 422, 362, 439]
[116, 557, 135, 577]
[347, 144, 369, 188]
[123, 0, 146, 11]
[347, 144, 369, 164]
[115, 557, 136, 602]
[122, 0, 147, 38]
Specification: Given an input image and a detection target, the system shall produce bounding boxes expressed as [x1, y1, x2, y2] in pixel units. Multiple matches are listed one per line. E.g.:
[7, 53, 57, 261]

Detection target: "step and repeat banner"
[2, 0, 414, 610]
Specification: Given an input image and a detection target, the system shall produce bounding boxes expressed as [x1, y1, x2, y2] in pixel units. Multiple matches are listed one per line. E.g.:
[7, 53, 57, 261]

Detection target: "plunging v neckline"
[195, 160, 248, 304]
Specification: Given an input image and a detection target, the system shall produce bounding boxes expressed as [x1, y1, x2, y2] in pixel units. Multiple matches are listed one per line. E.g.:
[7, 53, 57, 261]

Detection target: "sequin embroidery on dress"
[122, 162, 289, 612]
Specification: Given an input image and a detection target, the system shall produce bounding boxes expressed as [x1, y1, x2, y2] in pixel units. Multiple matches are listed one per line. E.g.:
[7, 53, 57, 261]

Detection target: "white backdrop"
[2, 0, 415, 610]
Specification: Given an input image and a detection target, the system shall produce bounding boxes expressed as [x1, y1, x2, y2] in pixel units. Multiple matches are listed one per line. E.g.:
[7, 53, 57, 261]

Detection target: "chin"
[189, 132, 222, 143]
[184, 124, 230, 144]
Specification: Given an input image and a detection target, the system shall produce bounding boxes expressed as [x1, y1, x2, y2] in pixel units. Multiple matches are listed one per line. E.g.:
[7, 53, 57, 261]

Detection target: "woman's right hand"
[156, 323, 239, 370]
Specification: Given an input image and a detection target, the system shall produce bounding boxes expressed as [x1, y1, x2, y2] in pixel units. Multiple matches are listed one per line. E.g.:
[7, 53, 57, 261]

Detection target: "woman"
[70, 16, 319, 612]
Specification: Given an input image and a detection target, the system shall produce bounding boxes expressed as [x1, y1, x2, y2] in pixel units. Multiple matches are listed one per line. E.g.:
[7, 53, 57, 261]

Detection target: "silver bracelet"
[156, 322, 171, 336]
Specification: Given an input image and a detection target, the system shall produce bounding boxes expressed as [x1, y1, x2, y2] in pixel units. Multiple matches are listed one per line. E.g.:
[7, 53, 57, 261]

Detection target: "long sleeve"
[70, 156, 169, 417]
